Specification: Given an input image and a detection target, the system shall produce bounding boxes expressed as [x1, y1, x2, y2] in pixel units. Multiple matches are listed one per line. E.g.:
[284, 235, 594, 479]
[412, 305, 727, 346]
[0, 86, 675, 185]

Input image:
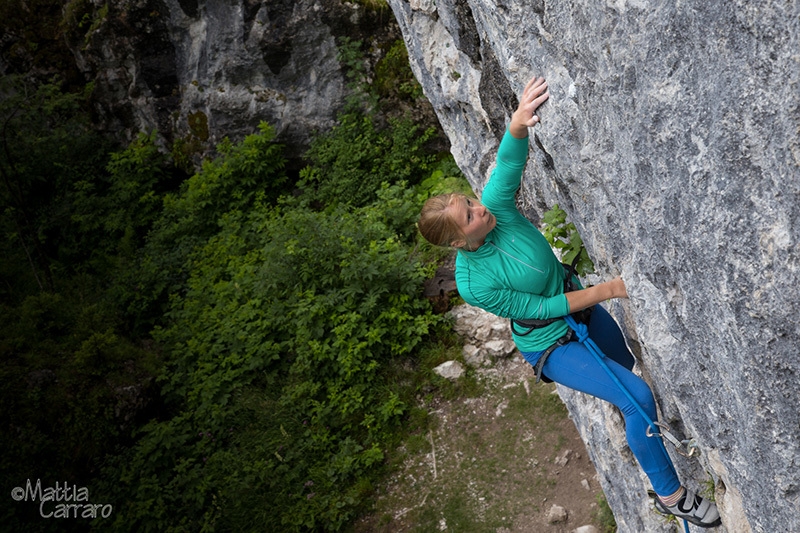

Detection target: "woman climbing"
[417, 76, 721, 528]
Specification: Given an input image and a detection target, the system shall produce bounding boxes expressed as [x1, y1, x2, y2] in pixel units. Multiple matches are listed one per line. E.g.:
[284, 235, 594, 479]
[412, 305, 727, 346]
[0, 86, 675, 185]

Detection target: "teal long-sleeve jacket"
[455, 129, 571, 352]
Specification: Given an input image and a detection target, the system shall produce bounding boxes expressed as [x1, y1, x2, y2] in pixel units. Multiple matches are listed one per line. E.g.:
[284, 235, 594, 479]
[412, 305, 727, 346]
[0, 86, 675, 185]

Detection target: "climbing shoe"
[654, 487, 722, 528]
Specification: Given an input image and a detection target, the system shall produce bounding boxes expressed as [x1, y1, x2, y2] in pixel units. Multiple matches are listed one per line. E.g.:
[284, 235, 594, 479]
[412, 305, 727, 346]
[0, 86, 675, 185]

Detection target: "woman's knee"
[628, 380, 658, 418]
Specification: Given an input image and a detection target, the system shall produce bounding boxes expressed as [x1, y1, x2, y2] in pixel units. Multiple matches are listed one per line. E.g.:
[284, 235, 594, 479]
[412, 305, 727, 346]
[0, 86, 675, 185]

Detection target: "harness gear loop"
[532, 330, 572, 383]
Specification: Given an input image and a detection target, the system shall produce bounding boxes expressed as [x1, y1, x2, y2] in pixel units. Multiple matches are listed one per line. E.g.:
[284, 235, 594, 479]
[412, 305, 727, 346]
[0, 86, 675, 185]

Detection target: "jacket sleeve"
[480, 130, 530, 213]
[460, 280, 570, 321]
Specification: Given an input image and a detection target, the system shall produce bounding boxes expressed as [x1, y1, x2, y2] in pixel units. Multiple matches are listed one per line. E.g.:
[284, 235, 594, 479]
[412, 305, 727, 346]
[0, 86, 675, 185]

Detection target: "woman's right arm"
[462, 282, 570, 322]
[462, 276, 627, 321]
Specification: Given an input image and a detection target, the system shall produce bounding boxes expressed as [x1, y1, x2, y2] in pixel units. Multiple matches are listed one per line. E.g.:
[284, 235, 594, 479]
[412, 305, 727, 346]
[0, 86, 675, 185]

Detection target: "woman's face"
[449, 196, 496, 249]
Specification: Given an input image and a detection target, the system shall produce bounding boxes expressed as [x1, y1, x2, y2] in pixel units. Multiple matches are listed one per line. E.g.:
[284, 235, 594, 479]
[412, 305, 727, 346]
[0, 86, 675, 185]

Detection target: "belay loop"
[563, 315, 700, 459]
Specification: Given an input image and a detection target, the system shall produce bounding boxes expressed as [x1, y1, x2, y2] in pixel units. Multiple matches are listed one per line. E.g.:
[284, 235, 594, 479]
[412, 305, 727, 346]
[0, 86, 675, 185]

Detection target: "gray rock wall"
[71, 0, 388, 157]
[387, 0, 800, 531]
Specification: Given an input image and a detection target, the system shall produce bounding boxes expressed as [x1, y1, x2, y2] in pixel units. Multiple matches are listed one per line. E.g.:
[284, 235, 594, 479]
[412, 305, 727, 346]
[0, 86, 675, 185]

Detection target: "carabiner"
[647, 422, 699, 458]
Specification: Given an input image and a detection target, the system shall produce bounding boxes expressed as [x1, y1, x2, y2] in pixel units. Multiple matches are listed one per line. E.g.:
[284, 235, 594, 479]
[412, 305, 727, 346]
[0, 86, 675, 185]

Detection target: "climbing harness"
[563, 314, 698, 532]
[530, 330, 571, 383]
[511, 257, 592, 384]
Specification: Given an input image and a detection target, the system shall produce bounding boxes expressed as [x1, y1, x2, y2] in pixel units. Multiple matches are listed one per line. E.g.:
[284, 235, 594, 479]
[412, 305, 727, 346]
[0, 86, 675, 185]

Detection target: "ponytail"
[418, 193, 469, 248]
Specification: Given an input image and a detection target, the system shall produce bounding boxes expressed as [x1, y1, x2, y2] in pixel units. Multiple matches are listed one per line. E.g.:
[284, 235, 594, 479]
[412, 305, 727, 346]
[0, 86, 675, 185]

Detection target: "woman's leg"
[585, 304, 635, 371]
[540, 339, 681, 497]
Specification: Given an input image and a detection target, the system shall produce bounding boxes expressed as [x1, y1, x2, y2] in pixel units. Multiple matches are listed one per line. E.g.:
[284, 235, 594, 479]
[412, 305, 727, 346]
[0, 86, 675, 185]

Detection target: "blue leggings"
[521, 305, 681, 496]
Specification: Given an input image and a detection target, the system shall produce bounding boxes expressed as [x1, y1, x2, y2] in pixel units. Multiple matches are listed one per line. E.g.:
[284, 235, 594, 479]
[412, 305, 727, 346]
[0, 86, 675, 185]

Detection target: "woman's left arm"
[509, 77, 549, 139]
[565, 277, 628, 312]
[482, 77, 549, 209]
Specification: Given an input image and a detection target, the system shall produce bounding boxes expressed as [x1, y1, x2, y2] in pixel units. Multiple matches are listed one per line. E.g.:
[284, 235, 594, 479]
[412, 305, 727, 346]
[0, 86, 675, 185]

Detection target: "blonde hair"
[418, 193, 471, 248]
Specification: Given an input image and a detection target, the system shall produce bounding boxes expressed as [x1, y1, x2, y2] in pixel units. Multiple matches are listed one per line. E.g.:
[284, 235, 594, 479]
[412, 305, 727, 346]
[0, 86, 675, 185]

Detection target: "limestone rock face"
[387, 0, 800, 531]
[70, 0, 387, 157]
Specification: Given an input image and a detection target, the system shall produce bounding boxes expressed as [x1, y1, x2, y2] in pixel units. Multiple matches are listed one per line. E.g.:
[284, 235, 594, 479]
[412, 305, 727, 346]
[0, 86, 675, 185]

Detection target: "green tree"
[0, 75, 109, 293]
[103, 184, 437, 532]
[125, 122, 287, 330]
[0, 77, 166, 532]
[71, 130, 170, 259]
[298, 112, 435, 208]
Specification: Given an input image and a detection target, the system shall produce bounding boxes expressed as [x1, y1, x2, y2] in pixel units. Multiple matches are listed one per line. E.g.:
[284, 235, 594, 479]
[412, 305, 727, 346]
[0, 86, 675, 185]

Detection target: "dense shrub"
[123, 122, 288, 331]
[298, 111, 436, 208]
[71, 130, 171, 259]
[102, 186, 438, 531]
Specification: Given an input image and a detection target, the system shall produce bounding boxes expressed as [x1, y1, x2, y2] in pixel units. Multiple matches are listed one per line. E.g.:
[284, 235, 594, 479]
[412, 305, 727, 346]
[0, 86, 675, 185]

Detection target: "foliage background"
[0, 28, 471, 529]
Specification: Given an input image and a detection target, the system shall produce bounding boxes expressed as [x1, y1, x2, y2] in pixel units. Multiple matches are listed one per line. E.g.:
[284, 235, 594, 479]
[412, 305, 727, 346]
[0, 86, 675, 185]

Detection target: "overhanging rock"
[387, 0, 800, 531]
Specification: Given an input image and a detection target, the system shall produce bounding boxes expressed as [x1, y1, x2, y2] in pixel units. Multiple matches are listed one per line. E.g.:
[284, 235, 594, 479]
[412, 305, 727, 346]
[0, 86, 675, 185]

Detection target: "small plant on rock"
[541, 204, 595, 276]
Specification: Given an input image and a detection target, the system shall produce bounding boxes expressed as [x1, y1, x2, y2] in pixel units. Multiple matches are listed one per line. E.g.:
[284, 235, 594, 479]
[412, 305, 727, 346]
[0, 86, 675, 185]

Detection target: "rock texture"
[432, 359, 466, 380]
[387, 0, 800, 531]
[69, 0, 392, 158]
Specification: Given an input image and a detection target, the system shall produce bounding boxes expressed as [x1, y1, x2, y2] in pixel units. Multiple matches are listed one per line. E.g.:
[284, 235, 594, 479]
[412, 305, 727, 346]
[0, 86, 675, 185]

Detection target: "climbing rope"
[562, 315, 697, 532]
[563, 315, 699, 457]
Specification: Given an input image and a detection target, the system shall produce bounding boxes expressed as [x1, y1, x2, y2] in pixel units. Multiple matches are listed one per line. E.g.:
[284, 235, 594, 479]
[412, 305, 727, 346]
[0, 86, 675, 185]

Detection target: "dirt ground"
[355, 354, 612, 533]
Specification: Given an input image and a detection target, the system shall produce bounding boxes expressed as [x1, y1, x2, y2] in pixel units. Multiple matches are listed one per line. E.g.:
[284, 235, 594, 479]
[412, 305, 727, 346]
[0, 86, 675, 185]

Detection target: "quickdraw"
[646, 422, 699, 458]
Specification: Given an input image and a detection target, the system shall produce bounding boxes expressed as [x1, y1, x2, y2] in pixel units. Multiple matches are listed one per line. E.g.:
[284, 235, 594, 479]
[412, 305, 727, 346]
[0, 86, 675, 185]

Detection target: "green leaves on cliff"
[541, 204, 595, 276]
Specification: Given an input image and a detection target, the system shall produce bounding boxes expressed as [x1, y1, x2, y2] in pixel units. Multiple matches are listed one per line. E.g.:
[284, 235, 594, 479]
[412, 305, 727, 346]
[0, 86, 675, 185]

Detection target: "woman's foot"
[654, 487, 722, 528]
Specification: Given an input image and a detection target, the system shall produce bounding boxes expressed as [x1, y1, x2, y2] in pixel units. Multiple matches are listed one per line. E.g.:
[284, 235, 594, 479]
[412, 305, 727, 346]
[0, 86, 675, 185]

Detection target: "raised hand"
[509, 76, 549, 138]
